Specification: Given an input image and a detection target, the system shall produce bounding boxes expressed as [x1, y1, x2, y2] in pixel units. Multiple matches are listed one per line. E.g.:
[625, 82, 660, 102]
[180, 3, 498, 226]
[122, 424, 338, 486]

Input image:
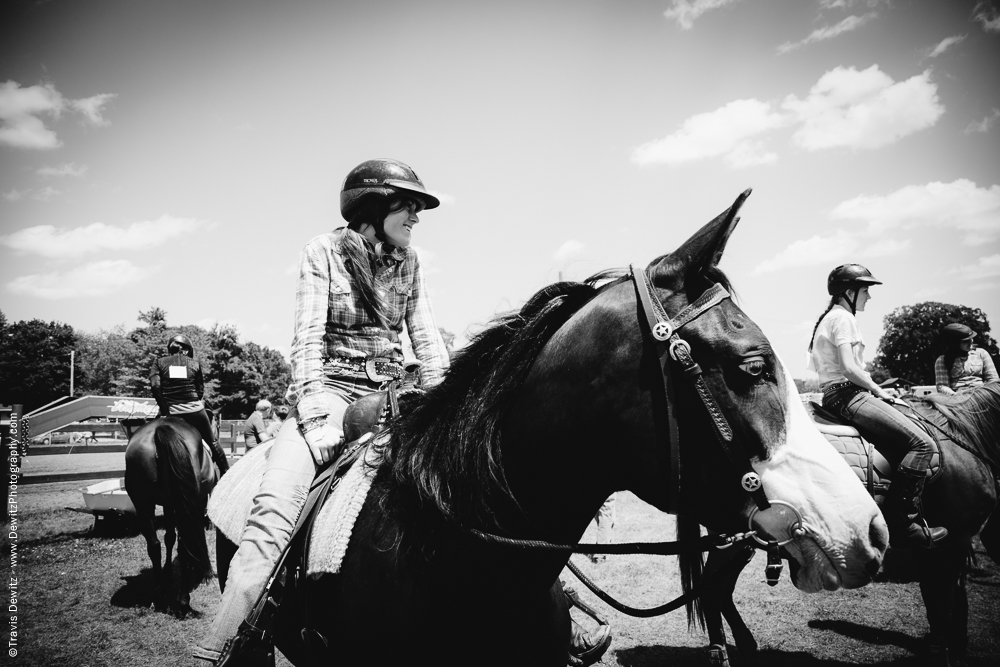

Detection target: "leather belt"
[325, 357, 405, 382]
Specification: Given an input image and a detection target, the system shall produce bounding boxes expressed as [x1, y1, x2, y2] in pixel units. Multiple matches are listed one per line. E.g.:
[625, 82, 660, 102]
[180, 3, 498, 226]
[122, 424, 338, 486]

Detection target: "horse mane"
[922, 383, 1000, 461]
[374, 269, 627, 555]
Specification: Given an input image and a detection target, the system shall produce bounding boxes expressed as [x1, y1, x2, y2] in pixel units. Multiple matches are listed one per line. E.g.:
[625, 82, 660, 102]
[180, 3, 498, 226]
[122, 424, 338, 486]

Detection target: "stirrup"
[568, 623, 612, 667]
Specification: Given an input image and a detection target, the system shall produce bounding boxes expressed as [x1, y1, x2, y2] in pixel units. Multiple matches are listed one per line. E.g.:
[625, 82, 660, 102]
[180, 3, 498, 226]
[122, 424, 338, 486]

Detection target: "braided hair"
[807, 297, 839, 353]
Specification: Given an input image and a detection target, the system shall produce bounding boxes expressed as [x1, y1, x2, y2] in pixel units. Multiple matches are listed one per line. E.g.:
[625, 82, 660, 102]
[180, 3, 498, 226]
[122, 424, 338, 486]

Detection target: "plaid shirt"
[288, 228, 450, 422]
[934, 347, 999, 392]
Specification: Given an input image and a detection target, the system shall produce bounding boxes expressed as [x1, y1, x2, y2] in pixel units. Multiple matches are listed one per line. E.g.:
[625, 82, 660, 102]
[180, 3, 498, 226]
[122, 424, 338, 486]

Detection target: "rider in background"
[149, 334, 229, 476]
[194, 158, 452, 664]
[934, 322, 998, 395]
[807, 264, 947, 548]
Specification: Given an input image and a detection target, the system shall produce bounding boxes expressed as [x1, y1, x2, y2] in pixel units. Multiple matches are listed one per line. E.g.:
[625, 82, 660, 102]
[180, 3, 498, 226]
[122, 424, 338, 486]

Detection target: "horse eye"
[740, 357, 766, 377]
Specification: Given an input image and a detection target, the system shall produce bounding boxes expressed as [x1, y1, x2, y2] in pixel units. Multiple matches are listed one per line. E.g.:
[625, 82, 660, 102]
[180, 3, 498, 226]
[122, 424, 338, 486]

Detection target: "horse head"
[637, 190, 888, 592]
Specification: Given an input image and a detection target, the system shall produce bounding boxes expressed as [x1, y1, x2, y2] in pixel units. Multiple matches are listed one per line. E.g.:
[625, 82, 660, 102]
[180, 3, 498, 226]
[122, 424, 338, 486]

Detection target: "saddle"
[804, 400, 941, 498]
[216, 382, 410, 667]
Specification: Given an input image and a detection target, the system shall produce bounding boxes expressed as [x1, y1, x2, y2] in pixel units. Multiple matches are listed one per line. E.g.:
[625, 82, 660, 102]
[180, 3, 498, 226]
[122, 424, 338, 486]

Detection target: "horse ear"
[652, 188, 751, 286]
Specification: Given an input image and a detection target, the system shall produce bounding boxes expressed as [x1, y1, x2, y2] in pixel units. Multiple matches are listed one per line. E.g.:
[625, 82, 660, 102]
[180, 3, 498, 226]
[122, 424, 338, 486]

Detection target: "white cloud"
[633, 65, 941, 168]
[33, 186, 61, 201]
[663, 0, 742, 30]
[973, 1, 1000, 32]
[0, 81, 64, 149]
[753, 232, 859, 274]
[69, 94, 115, 127]
[964, 108, 1000, 134]
[6, 260, 157, 299]
[553, 240, 585, 263]
[949, 254, 1000, 281]
[925, 34, 966, 59]
[0, 215, 212, 258]
[783, 66, 943, 151]
[37, 163, 87, 177]
[3, 189, 28, 202]
[830, 179, 1000, 245]
[755, 180, 1000, 274]
[631, 98, 787, 166]
[777, 13, 876, 55]
[0, 80, 115, 150]
[428, 190, 456, 206]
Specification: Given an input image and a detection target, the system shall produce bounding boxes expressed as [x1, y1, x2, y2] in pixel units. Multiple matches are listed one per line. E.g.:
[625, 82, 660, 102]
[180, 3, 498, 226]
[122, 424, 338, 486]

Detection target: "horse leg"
[136, 502, 163, 607]
[704, 546, 757, 667]
[919, 543, 967, 666]
[162, 506, 184, 614]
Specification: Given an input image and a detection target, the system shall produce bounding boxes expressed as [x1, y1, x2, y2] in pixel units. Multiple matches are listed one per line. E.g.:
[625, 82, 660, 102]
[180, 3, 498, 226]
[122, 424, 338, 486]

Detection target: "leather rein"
[469, 267, 809, 617]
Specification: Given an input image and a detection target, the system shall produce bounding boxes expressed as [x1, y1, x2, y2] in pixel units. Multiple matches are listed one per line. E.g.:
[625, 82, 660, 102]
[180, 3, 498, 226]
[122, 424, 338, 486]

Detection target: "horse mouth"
[784, 532, 843, 592]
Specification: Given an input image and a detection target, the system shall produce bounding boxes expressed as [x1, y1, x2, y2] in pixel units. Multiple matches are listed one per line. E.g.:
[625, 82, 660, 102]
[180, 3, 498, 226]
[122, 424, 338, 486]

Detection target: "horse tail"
[677, 513, 706, 632]
[155, 420, 212, 586]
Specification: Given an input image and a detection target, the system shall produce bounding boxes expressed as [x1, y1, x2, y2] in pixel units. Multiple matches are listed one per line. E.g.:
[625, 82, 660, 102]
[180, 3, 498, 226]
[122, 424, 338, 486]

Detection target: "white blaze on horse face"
[752, 355, 887, 593]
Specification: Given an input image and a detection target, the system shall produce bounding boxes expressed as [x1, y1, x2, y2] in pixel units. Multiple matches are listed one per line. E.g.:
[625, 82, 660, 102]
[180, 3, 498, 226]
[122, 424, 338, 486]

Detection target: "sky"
[1, 0, 998, 381]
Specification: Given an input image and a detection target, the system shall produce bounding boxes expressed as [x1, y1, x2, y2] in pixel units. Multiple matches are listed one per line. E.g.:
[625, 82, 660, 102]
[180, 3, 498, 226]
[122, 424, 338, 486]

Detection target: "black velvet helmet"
[167, 334, 194, 357]
[827, 264, 882, 296]
[340, 159, 440, 222]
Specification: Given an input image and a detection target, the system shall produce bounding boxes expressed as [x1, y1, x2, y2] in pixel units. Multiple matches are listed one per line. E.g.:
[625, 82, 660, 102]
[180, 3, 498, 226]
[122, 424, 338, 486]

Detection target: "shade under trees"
[871, 301, 998, 386]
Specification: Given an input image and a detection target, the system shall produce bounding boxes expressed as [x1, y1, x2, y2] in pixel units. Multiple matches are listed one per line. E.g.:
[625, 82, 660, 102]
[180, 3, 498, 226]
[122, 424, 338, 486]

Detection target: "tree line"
[0, 307, 291, 418]
[1, 300, 994, 414]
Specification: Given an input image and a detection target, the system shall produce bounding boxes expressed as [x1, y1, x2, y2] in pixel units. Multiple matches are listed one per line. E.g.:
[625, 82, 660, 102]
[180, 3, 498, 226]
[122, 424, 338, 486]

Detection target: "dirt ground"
[7, 482, 1000, 666]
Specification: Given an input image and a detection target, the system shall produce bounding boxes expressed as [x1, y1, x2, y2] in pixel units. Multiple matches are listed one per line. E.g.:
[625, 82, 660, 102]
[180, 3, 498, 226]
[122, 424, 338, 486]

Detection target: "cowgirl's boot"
[564, 583, 612, 667]
[887, 466, 947, 548]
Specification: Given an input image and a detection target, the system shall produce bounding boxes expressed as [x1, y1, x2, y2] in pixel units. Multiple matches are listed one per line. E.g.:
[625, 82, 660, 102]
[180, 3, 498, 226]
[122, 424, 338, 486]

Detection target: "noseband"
[631, 265, 805, 583]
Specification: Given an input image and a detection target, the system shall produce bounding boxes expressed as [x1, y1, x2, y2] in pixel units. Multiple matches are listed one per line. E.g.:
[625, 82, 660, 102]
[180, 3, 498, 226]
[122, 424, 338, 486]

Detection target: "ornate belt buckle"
[364, 359, 393, 382]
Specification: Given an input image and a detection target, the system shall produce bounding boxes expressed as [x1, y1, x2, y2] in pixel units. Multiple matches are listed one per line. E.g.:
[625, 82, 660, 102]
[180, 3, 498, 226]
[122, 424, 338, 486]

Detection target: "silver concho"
[652, 321, 673, 341]
[741, 472, 762, 493]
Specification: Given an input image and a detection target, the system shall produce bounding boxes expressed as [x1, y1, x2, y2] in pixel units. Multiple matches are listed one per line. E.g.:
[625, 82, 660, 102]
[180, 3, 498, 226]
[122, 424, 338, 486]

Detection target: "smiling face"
[383, 196, 423, 248]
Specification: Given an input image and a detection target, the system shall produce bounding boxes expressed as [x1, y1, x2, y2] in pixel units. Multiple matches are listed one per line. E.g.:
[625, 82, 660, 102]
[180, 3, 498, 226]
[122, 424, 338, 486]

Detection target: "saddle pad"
[207, 436, 384, 576]
[821, 431, 891, 494]
[306, 437, 383, 576]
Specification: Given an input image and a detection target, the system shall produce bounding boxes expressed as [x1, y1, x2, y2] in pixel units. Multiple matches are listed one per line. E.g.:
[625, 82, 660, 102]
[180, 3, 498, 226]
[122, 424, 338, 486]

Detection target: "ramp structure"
[23, 395, 159, 438]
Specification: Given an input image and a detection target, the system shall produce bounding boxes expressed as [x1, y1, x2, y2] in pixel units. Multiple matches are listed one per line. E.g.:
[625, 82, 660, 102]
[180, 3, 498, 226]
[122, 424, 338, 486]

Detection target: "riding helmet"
[340, 159, 440, 222]
[167, 334, 194, 357]
[941, 323, 976, 344]
[827, 264, 882, 296]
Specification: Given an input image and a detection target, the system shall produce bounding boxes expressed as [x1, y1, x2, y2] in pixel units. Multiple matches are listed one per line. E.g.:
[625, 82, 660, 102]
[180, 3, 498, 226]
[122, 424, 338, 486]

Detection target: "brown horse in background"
[697, 383, 1000, 666]
[125, 410, 220, 615]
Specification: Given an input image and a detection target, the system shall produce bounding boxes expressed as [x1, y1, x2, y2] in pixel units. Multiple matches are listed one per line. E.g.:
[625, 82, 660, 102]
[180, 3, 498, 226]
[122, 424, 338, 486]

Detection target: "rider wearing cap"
[149, 334, 229, 476]
[808, 264, 947, 548]
[934, 323, 998, 395]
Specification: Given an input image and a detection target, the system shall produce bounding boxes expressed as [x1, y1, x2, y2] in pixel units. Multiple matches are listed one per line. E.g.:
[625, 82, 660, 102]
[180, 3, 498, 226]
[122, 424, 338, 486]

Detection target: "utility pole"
[69, 350, 75, 396]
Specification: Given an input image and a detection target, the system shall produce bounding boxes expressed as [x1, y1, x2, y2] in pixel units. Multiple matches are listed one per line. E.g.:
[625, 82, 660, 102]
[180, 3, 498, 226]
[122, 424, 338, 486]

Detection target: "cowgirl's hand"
[302, 423, 344, 467]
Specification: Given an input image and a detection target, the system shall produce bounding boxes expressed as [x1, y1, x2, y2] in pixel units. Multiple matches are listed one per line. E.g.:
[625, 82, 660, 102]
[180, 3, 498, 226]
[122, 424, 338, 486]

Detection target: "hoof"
[707, 643, 730, 667]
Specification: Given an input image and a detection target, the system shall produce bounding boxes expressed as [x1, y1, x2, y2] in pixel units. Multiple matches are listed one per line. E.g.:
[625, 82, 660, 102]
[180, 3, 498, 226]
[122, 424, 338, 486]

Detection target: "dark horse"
[125, 410, 220, 615]
[698, 384, 1000, 666]
[215, 191, 887, 666]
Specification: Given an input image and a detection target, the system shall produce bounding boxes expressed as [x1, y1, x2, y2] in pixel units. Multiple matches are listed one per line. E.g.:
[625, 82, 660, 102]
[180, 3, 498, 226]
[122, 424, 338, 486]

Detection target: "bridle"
[469, 265, 810, 616]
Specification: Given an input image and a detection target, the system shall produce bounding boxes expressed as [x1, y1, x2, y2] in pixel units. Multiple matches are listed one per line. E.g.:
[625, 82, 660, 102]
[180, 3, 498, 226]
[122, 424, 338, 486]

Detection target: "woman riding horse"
[808, 264, 946, 548]
[150, 333, 229, 476]
[196, 159, 607, 665]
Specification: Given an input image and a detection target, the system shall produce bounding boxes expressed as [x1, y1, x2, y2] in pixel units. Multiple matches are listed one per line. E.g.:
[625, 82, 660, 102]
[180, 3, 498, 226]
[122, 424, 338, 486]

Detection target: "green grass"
[8, 485, 1000, 666]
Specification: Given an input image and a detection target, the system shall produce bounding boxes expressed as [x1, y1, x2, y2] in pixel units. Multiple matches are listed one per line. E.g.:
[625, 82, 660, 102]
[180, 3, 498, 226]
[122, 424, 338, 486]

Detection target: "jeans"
[822, 384, 933, 471]
[199, 376, 381, 653]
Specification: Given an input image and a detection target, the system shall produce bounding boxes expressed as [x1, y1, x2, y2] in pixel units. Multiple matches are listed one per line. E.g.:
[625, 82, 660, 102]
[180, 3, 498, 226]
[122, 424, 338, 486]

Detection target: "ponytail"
[807, 298, 838, 353]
